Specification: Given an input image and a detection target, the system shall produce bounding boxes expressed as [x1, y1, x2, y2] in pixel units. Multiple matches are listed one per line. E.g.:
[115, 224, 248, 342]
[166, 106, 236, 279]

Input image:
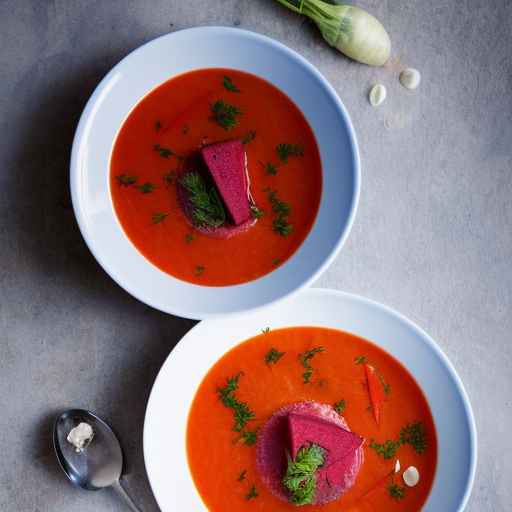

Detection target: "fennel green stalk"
[275, 0, 391, 66]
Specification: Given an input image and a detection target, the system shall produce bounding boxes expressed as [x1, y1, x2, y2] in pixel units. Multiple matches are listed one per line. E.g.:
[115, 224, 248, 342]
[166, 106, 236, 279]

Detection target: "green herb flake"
[163, 171, 177, 186]
[137, 182, 155, 194]
[237, 469, 247, 482]
[273, 216, 293, 237]
[211, 100, 242, 131]
[265, 347, 285, 365]
[217, 373, 256, 432]
[223, 75, 241, 93]
[399, 421, 427, 454]
[250, 205, 264, 219]
[388, 483, 406, 500]
[276, 143, 304, 163]
[240, 430, 258, 446]
[260, 161, 278, 176]
[185, 233, 195, 244]
[261, 327, 271, 334]
[369, 439, 401, 460]
[299, 347, 325, 384]
[245, 484, 258, 500]
[354, 355, 367, 365]
[194, 265, 205, 276]
[282, 443, 325, 505]
[266, 188, 293, 237]
[334, 399, 346, 414]
[241, 130, 256, 145]
[154, 143, 183, 160]
[116, 174, 137, 186]
[151, 212, 168, 224]
[180, 172, 226, 228]
[272, 258, 281, 266]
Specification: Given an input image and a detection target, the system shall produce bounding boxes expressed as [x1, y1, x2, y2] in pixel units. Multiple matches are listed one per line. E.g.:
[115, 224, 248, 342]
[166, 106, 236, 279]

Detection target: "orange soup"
[110, 69, 322, 286]
[187, 327, 437, 511]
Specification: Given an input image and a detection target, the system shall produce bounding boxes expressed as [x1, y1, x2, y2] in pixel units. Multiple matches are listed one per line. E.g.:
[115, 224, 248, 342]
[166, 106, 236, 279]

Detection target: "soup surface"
[110, 69, 322, 286]
[187, 327, 437, 511]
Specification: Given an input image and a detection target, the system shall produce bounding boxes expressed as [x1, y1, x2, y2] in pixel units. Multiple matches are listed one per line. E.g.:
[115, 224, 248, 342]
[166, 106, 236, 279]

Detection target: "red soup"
[110, 69, 322, 286]
[187, 327, 437, 511]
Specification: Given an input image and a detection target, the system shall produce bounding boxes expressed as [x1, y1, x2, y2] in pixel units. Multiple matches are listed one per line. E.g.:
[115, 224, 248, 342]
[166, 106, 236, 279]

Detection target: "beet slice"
[200, 140, 251, 225]
[288, 413, 363, 466]
[256, 402, 364, 505]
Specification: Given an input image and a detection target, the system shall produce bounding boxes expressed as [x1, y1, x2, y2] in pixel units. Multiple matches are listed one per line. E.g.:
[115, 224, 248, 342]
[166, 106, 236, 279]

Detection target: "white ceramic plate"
[70, 27, 360, 320]
[144, 288, 477, 511]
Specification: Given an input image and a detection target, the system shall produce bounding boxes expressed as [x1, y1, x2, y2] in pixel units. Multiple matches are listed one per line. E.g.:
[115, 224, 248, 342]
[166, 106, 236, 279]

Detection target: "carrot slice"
[365, 364, 385, 424]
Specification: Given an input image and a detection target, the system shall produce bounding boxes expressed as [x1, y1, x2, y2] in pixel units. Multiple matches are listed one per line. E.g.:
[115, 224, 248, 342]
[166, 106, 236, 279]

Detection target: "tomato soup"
[110, 69, 322, 286]
[187, 327, 437, 511]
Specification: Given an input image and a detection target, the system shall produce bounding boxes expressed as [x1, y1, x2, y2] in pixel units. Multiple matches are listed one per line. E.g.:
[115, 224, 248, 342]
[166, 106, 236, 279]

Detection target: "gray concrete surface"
[1, 1, 511, 510]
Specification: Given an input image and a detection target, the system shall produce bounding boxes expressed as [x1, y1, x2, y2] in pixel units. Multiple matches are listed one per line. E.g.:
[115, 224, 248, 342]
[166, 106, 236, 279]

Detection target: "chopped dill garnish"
[217, 373, 255, 432]
[369, 439, 401, 460]
[116, 174, 137, 186]
[240, 430, 258, 446]
[245, 484, 258, 500]
[137, 182, 155, 194]
[370, 421, 427, 459]
[180, 172, 226, 228]
[354, 355, 367, 365]
[265, 188, 293, 237]
[194, 265, 205, 276]
[399, 421, 427, 454]
[299, 347, 325, 384]
[185, 233, 195, 244]
[388, 483, 406, 500]
[155, 120, 162, 131]
[241, 130, 256, 144]
[261, 327, 271, 334]
[276, 143, 304, 163]
[154, 143, 183, 160]
[272, 258, 281, 266]
[237, 469, 247, 481]
[282, 443, 325, 505]
[265, 347, 285, 365]
[211, 100, 242, 130]
[260, 161, 279, 176]
[334, 399, 346, 414]
[223, 75, 241, 93]
[151, 212, 168, 224]
[250, 205, 264, 219]
[163, 171, 177, 185]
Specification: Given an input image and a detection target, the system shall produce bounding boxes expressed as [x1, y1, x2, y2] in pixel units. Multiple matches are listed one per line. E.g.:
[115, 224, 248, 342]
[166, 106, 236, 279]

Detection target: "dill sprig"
[241, 130, 256, 144]
[370, 421, 427, 459]
[211, 100, 242, 130]
[261, 161, 279, 175]
[217, 373, 255, 432]
[116, 174, 137, 186]
[354, 355, 367, 364]
[151, 212, 168, 224]
[154, 143, 183, 160]
[334, 399, 346, 414]
[265, 188, 293, 237]
[240, 430, 258, 446]
[282, 444, 325, 505]
[245, 484, 258, 500]
[180, 172, 226, 228]
[276, 143, 304, 163]
[265, 347, 285, 365]
[250, 205, 264, 219]
[137, 182, 155, 194]
[223, 75, 241, 93]
[194, 265, 205, 276]
[299, 346, 325, 384]
[388, 483, 406, 500]
[237, 469, 247, 482]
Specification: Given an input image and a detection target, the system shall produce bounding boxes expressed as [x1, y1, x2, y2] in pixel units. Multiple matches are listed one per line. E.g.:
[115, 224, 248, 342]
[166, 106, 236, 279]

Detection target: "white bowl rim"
[143, 288, 477, 511]
[69, 26, 361, 319]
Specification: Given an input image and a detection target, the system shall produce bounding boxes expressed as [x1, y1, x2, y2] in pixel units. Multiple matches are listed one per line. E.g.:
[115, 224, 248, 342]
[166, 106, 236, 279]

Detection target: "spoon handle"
[112, 480, 142, 512]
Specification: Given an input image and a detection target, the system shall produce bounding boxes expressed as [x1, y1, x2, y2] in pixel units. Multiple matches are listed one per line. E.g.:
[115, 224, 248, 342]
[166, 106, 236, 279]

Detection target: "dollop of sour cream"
[403, 465, 420, 487]
[67, 422, 94, 453]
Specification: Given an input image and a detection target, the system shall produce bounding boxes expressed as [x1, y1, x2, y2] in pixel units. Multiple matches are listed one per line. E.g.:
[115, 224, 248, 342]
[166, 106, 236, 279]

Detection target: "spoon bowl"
[53, 409, 140, 511]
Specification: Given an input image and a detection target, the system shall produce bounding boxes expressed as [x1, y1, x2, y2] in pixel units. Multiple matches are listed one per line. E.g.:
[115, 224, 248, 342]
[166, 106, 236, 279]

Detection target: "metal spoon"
[53, 409, 141, 511]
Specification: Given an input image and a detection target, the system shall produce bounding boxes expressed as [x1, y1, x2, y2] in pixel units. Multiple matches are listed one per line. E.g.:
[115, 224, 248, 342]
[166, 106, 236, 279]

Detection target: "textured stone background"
[1, 1, 511, 510]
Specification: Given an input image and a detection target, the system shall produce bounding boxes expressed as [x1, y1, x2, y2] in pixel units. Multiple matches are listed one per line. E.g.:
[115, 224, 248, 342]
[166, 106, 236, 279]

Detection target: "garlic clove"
[399, 68, 421, 90]
[369, 83, 387, 106]
[403, 466, 420, 487]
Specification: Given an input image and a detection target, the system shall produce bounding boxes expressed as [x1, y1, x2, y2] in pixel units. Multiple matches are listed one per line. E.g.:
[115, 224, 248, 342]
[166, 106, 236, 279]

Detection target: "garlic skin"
[369, 84, 387, 106]
[403, 466, 420, 487]
[399, 68, 421, 90]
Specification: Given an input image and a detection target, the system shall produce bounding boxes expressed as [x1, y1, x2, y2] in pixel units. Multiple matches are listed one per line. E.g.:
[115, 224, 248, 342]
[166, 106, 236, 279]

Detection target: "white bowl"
[70, 27, 360, 320]
[144, 289, 477, 511]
